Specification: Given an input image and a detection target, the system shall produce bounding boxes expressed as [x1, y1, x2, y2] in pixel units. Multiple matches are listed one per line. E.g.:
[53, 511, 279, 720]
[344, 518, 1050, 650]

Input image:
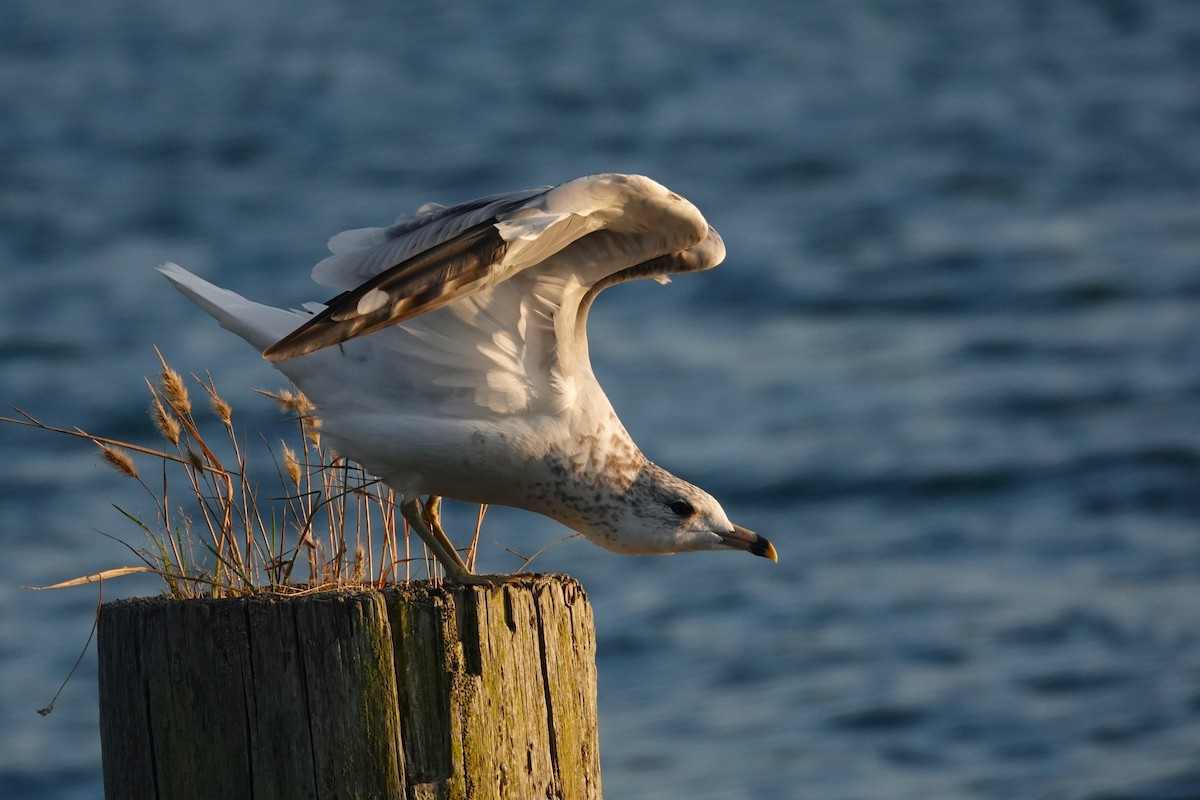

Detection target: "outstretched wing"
[263, 173, 724, 362]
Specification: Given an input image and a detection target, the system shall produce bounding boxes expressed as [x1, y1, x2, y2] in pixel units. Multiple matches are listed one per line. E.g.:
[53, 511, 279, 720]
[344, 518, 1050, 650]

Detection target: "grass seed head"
[201, 378, 234, 427]
[276, 388, 314, 415]
[288, 388, 315, 415]
[160, 365, 192, 416]
[303, 416, 322, 447]
[151, 396, 182, 446]
[272, 389, 297, 412]
[211, 394, 233, 427]
[98, 443, 139, 478]
[282, 441, 302, 486]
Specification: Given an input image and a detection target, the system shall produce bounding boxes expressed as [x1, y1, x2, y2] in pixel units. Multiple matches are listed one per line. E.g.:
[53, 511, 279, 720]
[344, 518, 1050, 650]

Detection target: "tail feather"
[158, 262, 306, 354]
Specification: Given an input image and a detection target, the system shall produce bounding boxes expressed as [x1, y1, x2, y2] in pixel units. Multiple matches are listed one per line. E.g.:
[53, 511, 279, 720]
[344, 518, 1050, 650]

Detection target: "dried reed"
[3, 349, 472, 598]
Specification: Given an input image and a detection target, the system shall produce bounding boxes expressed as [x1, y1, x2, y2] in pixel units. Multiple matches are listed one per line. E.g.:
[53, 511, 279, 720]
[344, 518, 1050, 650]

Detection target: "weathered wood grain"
[98, 575, 601, 800]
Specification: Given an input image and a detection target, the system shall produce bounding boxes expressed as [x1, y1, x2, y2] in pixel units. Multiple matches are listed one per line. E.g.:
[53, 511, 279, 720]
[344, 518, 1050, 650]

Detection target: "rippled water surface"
[2, 2, 1199, 798]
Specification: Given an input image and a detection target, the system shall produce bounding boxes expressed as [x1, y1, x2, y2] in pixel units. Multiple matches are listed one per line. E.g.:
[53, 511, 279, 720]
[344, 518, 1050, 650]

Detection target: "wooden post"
[97, 575, 601, 800]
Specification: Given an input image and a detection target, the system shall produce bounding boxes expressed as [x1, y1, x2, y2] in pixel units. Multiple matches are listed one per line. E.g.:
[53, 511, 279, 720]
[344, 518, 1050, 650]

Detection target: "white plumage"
[161, 173, 775, 583]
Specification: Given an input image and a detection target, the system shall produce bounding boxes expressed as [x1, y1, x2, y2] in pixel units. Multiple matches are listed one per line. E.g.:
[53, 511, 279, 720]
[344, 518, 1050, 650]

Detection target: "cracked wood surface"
[97, 575, 600, 800]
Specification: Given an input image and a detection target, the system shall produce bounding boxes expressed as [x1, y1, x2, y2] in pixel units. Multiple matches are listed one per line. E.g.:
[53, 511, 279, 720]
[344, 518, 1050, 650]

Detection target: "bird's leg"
[400, 498, 502, 586]
[420, 496, 470, 574]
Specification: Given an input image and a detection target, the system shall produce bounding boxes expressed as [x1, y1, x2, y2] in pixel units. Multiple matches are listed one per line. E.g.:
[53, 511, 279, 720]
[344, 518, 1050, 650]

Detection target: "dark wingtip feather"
[264, 222, 509, 361]
[262, 329, 325, 361]
[262, 315, 349, 361]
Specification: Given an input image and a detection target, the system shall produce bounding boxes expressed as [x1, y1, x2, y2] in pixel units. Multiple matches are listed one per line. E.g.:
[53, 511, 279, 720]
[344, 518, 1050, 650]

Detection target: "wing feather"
[313, 188, 548, 289]
[263, 173, 725, 418]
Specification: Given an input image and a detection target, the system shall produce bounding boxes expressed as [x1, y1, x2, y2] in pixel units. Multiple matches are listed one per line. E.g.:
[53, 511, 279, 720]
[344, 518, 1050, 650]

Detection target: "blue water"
[3, 1, 1199, 797]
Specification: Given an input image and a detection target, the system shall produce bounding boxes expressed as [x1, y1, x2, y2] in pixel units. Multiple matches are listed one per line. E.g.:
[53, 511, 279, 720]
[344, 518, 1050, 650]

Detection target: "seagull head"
[579, 463, 777, 561]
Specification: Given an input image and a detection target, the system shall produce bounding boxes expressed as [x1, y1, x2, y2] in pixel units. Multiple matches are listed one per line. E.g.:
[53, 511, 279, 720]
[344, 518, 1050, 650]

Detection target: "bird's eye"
[668, 499, 695, 518]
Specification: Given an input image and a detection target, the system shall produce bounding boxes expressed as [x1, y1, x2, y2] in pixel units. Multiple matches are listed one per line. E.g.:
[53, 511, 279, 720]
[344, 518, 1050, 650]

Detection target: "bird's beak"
[719, 524, 778, 562]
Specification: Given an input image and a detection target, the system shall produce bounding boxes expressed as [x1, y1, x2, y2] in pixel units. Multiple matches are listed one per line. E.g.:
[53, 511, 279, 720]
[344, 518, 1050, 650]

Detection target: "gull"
[160, 173, 777, 584]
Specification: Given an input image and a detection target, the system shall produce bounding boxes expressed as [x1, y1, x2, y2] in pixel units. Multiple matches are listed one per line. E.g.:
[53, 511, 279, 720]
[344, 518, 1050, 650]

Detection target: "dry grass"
[4, 349, 454, 599]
